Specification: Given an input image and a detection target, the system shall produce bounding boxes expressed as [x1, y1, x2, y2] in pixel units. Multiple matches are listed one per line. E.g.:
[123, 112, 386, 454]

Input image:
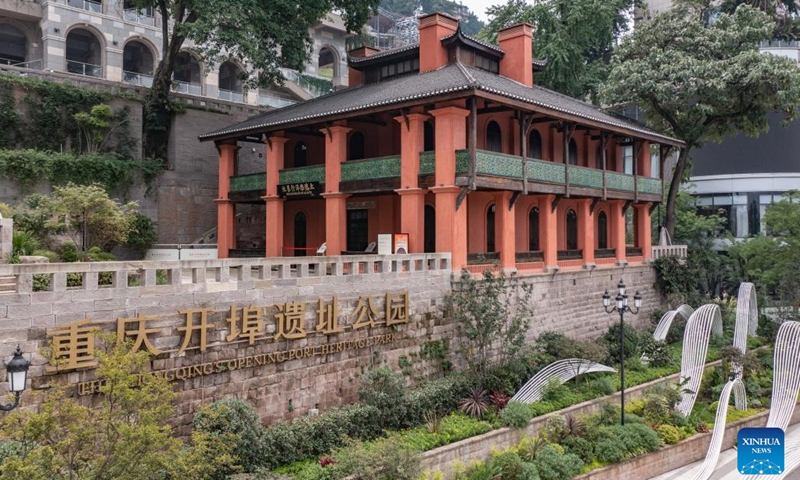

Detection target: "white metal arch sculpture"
[675, 304, 724, 417]
[738, 321, 800, 480]
[687, 378, 748, 480]
[734, 282, 758, 353]
[510, 359, 616, 404]
[653, 304, 695, 341]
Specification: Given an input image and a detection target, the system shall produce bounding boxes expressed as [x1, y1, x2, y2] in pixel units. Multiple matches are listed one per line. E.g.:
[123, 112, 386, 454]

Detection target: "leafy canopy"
[482, 0, 635, 100]
[601, 2, 800, 235]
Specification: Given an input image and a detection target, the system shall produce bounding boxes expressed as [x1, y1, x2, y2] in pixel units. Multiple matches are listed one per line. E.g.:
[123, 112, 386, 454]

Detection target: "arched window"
[174, 51, 202, 94]
[294, 212, 307, 257]
[598, 211, 608, 249]
[486, 121, 502, 152]
[424, 121, 434, 152]
[218, 61, 244, 101]
[294, 142, 307, 168]
[0, 24, 27, 65]
[66, 28, 102, 77]
[566, 209, 578, 250]
[318, 47, 335, 79]
[122, 40, 154, 86]
[486, 204, 496, 252]
[529, 207, 540, 251]
[568, 138, 578, 165]
[349, 131, 365, 160]
[424, 205, 436, 253]
[528, 129, 542, 159]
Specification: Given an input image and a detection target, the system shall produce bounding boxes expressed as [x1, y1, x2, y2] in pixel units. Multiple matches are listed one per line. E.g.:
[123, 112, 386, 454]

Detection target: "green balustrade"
[475, 150, 524, 178]
[229, 173, 266, 192]
[568, 165, 604, 188]
[419, 151, 435, 175]
[637, 177, 663, 195]
[606, 172, 635, 192]
[279, 164, 325, 185]
[341, 155, 401, 182]
[527, 159, 566, 184]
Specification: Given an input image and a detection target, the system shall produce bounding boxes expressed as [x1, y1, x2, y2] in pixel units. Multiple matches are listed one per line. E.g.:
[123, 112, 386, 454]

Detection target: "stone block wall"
[0, 258, 661, 433]
[0, 218, 11, 258]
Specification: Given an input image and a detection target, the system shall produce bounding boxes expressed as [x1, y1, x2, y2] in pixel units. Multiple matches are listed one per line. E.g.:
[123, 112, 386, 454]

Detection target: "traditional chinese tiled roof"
[199, 63, 682, 146]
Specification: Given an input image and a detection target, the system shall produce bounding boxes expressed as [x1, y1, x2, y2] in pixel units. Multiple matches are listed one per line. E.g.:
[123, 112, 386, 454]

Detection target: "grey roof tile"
[199, 63, 681, 146]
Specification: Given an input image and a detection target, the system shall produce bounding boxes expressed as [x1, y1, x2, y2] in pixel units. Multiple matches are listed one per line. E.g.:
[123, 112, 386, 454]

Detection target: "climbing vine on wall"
[0, 150, 161, 192]
[0, 82, 20, 149]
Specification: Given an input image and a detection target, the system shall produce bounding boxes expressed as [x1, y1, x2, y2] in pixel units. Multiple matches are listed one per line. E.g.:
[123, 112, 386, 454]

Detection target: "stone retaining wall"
[0, 257, 660, 433]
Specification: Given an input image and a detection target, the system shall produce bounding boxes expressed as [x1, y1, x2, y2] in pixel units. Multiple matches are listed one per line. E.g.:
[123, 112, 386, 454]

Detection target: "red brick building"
[200, 13, 683, 273]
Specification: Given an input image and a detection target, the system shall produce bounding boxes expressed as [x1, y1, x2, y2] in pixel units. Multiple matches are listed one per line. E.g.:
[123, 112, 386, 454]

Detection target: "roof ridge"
[455, 61, 478, 86]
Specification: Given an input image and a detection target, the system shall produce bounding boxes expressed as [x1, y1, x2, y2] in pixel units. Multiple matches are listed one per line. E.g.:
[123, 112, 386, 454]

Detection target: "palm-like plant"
[459, 388, 490, 418]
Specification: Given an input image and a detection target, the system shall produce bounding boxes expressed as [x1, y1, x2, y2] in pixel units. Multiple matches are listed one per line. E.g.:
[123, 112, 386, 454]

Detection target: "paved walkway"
[650, 424, 800, 480]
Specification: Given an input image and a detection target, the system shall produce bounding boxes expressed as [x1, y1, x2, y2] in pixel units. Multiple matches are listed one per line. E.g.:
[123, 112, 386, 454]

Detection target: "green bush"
[500, 401, 532, 428]
[86, 246, 116, 261]
[358, 367, 408, 430]
[587, 376, 616, 396]
[125, 212, 158, 253]
[405, 375, 471, 424]
[260, 403, 382, 469]
[192, 398, 266, 474]
[519, 462, 540, 480]
[490, 450, 523, 479]
[561, 436, 594, 464]
[533, 445, 584, 480]
[58, 242, 80, 262]
[657, 424, 682, 445]
[640, 337, 674, 368]
[541, 378, 570, 402]
[594, 424, 662, 464]
[603, 323, 641, 362]
[325, 437, 421, 480]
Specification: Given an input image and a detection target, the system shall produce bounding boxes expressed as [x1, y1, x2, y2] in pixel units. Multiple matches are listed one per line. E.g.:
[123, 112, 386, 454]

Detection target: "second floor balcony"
[66, 0, 102, 12]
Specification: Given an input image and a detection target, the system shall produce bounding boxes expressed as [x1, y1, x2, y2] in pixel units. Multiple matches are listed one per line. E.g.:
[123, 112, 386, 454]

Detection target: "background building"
[0, 0, 350, 106]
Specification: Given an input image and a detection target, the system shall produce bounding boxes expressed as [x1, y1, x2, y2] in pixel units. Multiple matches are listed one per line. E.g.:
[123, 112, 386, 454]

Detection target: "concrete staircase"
[0, 276, 16, 294]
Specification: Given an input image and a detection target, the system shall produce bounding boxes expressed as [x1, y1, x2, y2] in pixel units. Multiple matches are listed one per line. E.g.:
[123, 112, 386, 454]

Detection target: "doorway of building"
[347, 209, 368, 252]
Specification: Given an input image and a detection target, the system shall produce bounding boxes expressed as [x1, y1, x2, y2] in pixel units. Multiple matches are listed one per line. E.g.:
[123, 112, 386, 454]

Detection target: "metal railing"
[172, 80, 202, 96]
[123, 8, 155, 25]
[123, 71, 153, 87]
[0, 57, 42, 70]
[67, 0, 102, 12]
[258, 94, 297, 109]
[66, 60, 102, 78]
[218, 88, 244, 103]
[279, 67, 332, 98]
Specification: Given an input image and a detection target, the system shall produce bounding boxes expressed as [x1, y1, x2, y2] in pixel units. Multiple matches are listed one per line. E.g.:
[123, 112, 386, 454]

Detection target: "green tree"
[73, 104, 130, 155]
[50, 183, 138, 252]
[482, 0, 635, 100]
[719, 0, 800, 39]
[0, 337, 237, 480]
[600, 3, 800, 238]
[448, 270, 533, 376]
[126, 0, 379, 162]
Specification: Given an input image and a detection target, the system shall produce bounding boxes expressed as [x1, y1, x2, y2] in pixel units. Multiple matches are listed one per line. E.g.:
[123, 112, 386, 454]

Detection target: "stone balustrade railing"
[651, 245, 688, 260]
[0, 254, 452, 294]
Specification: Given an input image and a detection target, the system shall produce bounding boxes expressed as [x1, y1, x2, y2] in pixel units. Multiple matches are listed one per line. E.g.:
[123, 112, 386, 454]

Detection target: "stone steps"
[0, 276, 16, 293]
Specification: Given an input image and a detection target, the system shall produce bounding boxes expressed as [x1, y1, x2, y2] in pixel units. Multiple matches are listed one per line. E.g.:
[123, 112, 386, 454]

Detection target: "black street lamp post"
[602, 280, 641, 426]
[0, 346, 30, 412]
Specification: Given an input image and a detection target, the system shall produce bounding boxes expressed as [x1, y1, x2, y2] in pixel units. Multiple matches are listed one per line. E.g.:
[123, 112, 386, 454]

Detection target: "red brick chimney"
[498, 23, 533, 87]
[418, 12, 459, 73]
[348, 45, 381, 87]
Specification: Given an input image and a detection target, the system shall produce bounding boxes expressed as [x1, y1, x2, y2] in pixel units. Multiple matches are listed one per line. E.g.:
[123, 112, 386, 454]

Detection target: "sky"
[462, 0, 498, 22]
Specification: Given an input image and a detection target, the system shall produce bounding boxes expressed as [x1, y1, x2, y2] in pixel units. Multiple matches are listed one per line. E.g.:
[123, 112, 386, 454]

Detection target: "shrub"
[641, 393, 671, 424]
[500, 401, 532, 428]
[406, 375, 471, 425]
[640, 337, 673, 368]
[561, 436, 594, 464]
[325, 437, 421, 480]
[594, 424, 662, 464]
[533, 445, 584, 480]
[260, 403, 382, 469]
[587, 376, 616, 396]
[358, 367, 408, 430]
[125, 212, 158, 253]
[192, 398, 265, 474]
[657, 424, 682, 445]
[541, 378, 570, 402]
[489, 391, 511, 410]
[457, 460, 502, 480]
[602, 323, 641, 362]
[86, 246, 116, 261]
[58, 242, 80, 262]
[460, 388, 490, 418]
[491, 450, 523, 479]
[519, 462, 541, 480]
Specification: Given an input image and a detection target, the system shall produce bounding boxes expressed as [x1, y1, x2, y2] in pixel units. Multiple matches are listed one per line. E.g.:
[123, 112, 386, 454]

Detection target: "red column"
[263, 136, 288, 257]
[578, 199, 595, 267]
[215, 143, 237, 259]
[610, 201, 628, 265]
[429, 106, 469, 270]
[494, 191, 516, 274]
[321, 125, 351, 256]
[636, 203, 652, 261]
[394, 112, 428, 253]
[540, 194, 558, 271]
